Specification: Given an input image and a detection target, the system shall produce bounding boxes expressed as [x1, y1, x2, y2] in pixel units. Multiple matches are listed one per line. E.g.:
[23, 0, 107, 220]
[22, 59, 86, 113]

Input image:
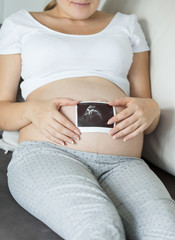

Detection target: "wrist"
[24, 100, 37, 124]
[144, 99, 161, 135]
[153, 99, 161, 117]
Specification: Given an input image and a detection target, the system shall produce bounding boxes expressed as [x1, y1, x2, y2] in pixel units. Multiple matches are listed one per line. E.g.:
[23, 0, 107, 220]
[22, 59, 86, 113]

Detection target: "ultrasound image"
[77, 102, 115, 128]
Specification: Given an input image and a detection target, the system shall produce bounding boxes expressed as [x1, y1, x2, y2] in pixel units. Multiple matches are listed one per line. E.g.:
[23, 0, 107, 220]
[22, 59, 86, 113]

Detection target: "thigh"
[98, 157, 175, 240]
[7, 141, 126, 240]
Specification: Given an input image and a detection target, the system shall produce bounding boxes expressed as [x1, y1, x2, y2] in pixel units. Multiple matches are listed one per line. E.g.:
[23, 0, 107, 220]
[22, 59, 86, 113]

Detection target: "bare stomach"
[19, 76, 144, 157]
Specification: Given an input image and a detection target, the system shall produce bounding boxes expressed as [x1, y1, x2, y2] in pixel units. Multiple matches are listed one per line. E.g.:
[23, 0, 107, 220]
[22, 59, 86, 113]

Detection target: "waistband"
[14, 140, 142, 161]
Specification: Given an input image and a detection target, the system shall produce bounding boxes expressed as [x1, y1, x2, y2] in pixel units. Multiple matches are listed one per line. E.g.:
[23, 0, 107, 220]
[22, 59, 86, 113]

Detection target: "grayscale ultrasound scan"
[75, 101, 116, 133]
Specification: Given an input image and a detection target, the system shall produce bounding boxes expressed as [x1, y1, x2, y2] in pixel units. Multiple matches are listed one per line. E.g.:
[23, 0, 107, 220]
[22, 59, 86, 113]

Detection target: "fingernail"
[60, 141, 65, 145]
[113, 135, 116, 139]
[74, 130, 80, 135]
[73, 135, 79, 141]
[123, 138, 126, 142]
[107, 121, 112, 125]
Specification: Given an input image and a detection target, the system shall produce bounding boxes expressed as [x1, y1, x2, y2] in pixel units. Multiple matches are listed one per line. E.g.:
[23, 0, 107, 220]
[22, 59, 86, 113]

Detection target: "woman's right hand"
[27, 97, 80, 146]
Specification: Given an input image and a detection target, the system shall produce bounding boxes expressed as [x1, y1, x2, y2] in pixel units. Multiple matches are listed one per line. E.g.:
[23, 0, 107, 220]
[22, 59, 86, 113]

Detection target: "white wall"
[0, 0, 106, 23]
[0, 0, 49, 23]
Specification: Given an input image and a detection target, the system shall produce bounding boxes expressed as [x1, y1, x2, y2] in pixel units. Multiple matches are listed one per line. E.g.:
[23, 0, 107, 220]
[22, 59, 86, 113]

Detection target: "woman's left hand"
[107, 97, 160, 142]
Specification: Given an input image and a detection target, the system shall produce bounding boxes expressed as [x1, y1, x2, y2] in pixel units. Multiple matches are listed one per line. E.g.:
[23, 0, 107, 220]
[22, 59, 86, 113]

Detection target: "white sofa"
[0, 1, 175, 240]
[101, 0, 175, 176]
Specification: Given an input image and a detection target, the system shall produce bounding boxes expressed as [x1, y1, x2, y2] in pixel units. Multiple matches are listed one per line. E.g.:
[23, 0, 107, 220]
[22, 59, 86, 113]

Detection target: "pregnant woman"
[0, 0, 175, 239]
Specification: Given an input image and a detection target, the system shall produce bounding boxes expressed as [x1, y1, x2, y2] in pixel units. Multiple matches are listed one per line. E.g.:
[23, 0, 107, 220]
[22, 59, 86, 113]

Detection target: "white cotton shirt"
[0, 9, 150, 100]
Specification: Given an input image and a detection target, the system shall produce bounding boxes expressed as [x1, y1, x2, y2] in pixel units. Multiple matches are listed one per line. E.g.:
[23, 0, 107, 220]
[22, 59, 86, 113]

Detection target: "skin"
[54, 0, 101, 20]
[0, 0, 160, 148]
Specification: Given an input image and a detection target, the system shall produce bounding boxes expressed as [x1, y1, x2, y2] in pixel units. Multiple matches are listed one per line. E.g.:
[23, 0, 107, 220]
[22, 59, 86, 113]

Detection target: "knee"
[128, 204, 175, 240]
[66, 206, 126, 240]
[71, 221, 126, 240]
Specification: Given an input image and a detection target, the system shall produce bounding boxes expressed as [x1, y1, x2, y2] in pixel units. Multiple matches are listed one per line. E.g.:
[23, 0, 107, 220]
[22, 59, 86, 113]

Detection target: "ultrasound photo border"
[75, 101, 116, 133]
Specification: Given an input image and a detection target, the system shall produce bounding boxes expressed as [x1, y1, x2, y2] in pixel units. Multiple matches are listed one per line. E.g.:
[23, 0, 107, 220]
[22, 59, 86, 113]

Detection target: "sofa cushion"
[102, 0, 175, 176]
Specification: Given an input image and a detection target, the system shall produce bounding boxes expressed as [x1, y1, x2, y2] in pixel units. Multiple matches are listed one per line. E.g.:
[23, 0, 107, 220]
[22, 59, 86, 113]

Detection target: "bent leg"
[7, 141, 126, 240]
[98, 157, 175, 240]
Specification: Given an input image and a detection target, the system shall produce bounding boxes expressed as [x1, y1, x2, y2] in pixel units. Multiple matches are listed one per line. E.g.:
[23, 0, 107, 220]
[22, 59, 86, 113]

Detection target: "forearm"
[144, 100, 161, 135]
[0, 101, 32, 131]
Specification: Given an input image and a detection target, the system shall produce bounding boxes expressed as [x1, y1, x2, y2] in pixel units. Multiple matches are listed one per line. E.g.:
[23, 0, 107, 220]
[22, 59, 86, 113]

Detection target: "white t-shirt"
[0, 9, 150, 100]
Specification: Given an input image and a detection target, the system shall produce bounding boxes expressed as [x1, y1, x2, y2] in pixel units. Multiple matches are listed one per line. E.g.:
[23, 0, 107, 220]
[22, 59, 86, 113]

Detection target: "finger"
[53, 110, 81, 135]
[46, 125, 76, 145]
[43, 129, 65, 146]
[49, 119, 80, 142]
[108, 107, 134, 125]
[109, 114, 138, 135]
[54, 97, 79, 107]
[108, 97, 131, 107]
[113, 120, 141, 139]
[123, 124, 146, 142]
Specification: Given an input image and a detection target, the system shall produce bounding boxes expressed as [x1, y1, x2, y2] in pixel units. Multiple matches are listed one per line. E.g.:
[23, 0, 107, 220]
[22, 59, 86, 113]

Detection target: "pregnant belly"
[19, 76, 144, 157]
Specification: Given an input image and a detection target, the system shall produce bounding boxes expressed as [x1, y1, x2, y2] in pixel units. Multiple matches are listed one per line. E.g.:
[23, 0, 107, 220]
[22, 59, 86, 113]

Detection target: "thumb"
[108, 97, 130, 107]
